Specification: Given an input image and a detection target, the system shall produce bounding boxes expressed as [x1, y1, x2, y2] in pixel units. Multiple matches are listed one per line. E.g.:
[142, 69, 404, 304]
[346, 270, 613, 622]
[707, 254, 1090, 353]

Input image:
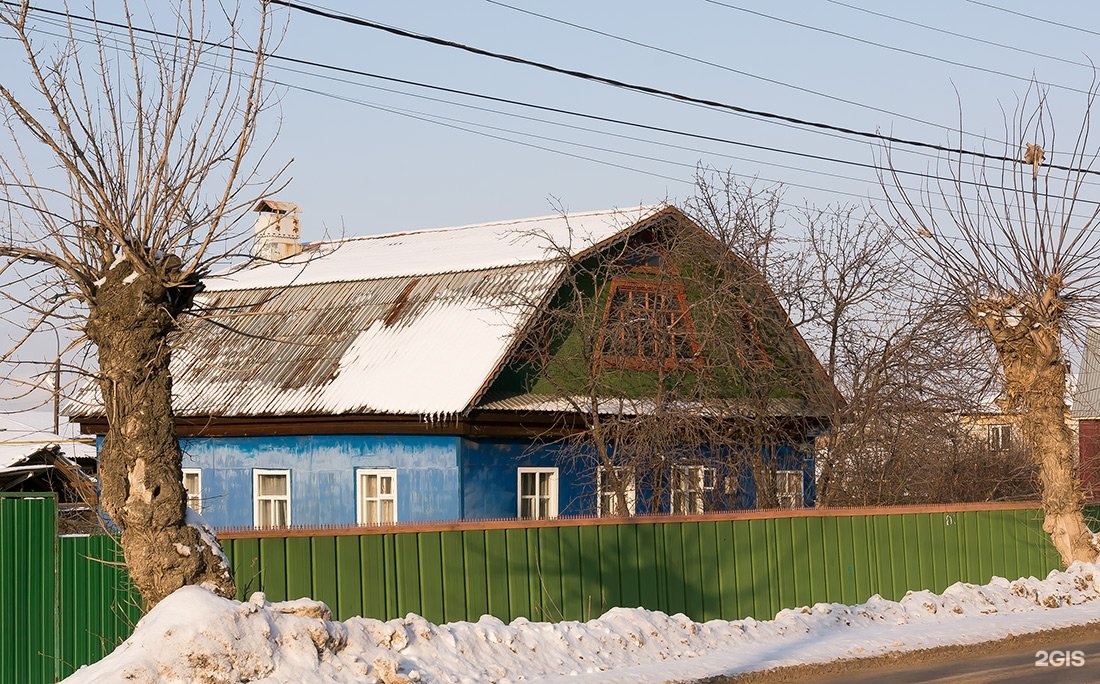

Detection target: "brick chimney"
[252, 199, 302, 261]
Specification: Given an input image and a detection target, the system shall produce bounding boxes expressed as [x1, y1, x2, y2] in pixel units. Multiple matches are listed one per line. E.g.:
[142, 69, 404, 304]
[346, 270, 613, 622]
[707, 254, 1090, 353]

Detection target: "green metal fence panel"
[418, 532, 445, 624]
[56, 533, 142, 681]
[335, 535, 363, 620]
[485, 528, 511, 620]
[0, 494, 56, 684]
[439, 531, 466, 624]
[0, 497, 1079, 681]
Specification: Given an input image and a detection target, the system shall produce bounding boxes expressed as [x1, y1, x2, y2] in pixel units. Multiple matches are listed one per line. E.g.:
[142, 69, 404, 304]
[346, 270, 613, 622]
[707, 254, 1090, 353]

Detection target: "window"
[182, 468, 202, 513]
[357, 468, 397, 525]
[988, 424, 1012, 452]
[518, 468, 558, 520]
[253, 469, 290, 529]
[776, 470, 804, 509]
[598, 278, 698, 371]
[597, 466, 636, 516]
[671, 465, 715, 514]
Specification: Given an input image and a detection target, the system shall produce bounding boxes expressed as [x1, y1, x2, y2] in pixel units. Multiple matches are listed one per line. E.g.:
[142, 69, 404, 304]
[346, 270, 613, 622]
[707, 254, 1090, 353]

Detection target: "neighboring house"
[0, 416, 98, 531]
[70, 203, 838, 528]
[1073, 327, 1100, 500]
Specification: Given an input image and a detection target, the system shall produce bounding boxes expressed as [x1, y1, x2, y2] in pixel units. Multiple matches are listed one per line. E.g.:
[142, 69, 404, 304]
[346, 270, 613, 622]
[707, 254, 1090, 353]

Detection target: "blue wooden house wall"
[178, 434, 463, 528]
[156, 432, 816, 528]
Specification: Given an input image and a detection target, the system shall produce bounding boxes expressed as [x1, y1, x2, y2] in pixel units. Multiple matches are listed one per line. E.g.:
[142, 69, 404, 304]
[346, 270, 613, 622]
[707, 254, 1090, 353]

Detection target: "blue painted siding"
[460, 438, 591, 519]
[179, 434, 462, 528]
[460, 437, 816, 518]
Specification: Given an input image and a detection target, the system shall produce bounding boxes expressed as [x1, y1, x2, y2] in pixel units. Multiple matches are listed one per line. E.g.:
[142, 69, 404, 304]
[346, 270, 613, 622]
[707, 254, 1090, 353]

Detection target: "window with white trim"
[988, 424, 1012, 452]
[671, 465, 715, 514]
[518, 468, 559, 520]
[253, 469, 290, 528]
[357, 468, 397, 525]
[598, 466, 636, 516]
[776, 470, 804, 509]
[182, 468, 202, 513]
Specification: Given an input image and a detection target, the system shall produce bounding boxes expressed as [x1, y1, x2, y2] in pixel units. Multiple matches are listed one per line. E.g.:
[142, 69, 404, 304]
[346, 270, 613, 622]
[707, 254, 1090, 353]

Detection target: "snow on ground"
[64, 563, 1100, 684]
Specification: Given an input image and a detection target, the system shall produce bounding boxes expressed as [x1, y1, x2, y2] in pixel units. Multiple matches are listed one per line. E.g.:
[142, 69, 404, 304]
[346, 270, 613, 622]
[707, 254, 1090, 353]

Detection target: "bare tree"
[882, 85, 1100, 565]
[503, 191, 837, 516]
[0, 2, 281, 605]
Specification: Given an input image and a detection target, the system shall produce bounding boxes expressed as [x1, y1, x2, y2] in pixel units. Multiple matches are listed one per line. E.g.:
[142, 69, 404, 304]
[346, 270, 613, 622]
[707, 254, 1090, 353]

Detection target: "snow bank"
[63, 563, 1100, 683]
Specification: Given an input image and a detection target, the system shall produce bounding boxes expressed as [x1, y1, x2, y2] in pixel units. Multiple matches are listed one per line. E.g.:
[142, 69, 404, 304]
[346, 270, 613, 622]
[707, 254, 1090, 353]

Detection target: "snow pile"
[64, 563, 1100, 683]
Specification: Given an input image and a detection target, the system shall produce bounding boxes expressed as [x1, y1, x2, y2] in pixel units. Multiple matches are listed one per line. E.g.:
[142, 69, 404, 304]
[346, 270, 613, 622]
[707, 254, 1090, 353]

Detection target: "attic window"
[597, 277, 698, 371]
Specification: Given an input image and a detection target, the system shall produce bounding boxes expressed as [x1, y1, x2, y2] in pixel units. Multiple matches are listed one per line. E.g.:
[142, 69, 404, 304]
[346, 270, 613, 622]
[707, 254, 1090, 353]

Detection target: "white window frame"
[356, 468, 398, 525]
[988, 424, 1012, 452]
[517, 467, 559, 520]
[597, 466, 636, 516]
[776, 469, 804, 509]
[182, 468, 202, 513]
[253, 469, 291, 529]
[671, 464, 715, 514]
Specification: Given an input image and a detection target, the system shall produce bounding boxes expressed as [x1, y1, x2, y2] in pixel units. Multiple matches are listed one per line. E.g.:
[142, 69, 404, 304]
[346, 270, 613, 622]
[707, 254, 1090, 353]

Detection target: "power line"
[18, 0, 1100, 207]
[965, 1, 1100, 40]
[826, 0, 1095, 70]
[26, 7, 1075, 227]
[703, 0, 1093, 96]
[269, 0, 1100, 178]
[483, 0, 978, 141]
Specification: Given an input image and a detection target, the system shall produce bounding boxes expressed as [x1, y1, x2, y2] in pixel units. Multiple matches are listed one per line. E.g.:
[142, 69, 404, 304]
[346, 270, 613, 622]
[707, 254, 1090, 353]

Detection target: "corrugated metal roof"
[161, 263, 562, 417]
[206, 205, 667, 291]
[67, 205, 691, 419]
[1073, 326, 1100, 418]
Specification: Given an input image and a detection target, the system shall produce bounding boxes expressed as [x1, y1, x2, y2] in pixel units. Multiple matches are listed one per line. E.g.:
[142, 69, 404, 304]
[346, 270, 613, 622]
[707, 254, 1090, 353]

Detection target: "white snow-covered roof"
[0, 415, 96, 468]
[69, 205, 679, 419]
[207, 205, 665, 291]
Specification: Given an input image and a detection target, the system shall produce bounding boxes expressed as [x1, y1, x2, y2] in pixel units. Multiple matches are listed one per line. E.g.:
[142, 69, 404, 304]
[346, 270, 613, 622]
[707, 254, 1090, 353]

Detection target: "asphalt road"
[708, 621, 1100, 684]
[817, 637, 1100, 683]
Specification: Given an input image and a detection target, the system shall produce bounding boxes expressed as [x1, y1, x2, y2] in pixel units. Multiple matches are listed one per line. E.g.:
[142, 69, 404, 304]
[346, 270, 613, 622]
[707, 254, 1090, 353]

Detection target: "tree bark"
[976, 292, 1096, 567]
[87, 256, 235, 607]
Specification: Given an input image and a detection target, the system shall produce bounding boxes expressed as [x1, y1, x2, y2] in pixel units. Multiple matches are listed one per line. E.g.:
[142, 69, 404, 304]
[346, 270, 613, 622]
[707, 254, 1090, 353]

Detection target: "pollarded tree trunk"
[974, 287, 1097, 567]
[86, 255, 235, 607]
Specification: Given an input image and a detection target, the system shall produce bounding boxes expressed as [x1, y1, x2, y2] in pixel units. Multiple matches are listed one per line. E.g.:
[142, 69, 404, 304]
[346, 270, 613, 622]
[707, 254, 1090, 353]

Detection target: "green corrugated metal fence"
[0, 498, 1082, 682]
[0, 493, 57, 683]
[56, 535, 142, 680]
[219, 507, 1063, 625]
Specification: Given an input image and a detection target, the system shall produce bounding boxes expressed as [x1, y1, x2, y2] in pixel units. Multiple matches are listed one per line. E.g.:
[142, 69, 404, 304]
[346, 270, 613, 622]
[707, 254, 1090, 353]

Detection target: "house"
[1073, 327, 1100, 500]
[70, 203, 838, 528]
[0, 416, 99, 531]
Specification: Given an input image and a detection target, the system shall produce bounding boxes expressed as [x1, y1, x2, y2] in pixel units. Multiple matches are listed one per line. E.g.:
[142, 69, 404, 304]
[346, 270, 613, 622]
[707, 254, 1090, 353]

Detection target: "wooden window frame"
[597, 465, 637, 517]
[776, 469, 804, 509]
[253, 469, 291, 529]
[596, 276, 700, 372]
[671, 464, 716, 514]
[182, 467, 202, 513]
[356, 468, 398, 525]
[988, 424, 1012, 452]
[517, 467, 559, 520]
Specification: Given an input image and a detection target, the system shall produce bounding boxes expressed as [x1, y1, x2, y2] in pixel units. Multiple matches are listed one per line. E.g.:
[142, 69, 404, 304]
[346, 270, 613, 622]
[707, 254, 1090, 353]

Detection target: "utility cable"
[826, 0, 1094, 71]
[483, 0, 975, 140]
[270, 0, 1100, 178]
[703, 0, 1092, 96]
[965, 1, 1100, 40]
